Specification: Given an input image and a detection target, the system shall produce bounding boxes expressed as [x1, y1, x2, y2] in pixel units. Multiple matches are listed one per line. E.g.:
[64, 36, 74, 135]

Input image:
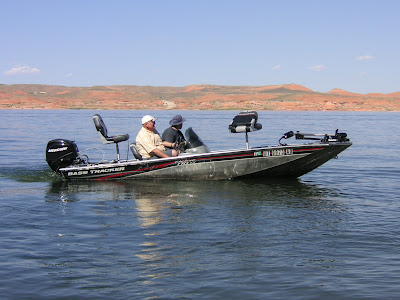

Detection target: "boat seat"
[93, 114, 129, 161]
[229, 111, 262, 133]
[229, 111, 262, 149]
[129, 143, 143, 160]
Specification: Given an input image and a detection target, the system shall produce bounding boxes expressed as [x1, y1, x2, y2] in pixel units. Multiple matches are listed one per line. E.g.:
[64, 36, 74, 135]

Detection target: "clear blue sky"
[1, 0, 399, 94]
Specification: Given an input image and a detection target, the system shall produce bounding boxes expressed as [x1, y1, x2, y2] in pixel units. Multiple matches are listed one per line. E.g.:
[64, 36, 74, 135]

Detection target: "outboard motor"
[184, 127, 210, 154]
[46, 139, 79, 172]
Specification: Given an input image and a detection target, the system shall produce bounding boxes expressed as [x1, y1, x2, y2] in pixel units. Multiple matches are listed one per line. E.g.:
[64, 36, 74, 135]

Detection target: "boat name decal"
[68, 166, 126, 176]
[175, 159, 196, 166]
[260, 148, 293, 157]
[48, 147, 68, 152]
[68, 170, 89, 176]
[89, 167, 126, 174]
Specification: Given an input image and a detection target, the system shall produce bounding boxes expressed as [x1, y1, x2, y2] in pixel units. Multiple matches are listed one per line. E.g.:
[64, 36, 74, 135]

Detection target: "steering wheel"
[174, 135, 186, 152]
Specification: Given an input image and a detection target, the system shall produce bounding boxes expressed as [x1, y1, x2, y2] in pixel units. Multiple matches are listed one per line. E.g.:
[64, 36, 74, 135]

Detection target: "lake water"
[0, 109, 399, 299]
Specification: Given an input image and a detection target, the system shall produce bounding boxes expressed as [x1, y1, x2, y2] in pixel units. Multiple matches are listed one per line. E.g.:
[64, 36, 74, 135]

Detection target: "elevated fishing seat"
[93, 114, 129, 161]
[229, 111, 262, 149]
[229, 111, 262, 133]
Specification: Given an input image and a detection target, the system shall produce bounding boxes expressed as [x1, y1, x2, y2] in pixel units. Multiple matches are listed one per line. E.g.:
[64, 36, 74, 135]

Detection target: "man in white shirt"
[136, 115, 178, 159]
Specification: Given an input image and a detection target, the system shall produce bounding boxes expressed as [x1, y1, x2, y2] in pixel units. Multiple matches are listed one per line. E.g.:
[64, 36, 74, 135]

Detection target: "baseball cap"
[142, 115, 157, 124]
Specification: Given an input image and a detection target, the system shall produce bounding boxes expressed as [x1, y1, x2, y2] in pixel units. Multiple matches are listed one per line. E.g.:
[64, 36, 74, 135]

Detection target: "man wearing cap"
[162, 115, 187, 151]
[136, 115, 177, 159]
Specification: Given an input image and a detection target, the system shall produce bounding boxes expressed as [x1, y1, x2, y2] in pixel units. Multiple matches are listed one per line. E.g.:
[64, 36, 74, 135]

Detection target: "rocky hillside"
[1, 83, 399, 111]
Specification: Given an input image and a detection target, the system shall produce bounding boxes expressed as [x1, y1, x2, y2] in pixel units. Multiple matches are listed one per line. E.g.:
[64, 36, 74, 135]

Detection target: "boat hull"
[58, 142, 351, 181]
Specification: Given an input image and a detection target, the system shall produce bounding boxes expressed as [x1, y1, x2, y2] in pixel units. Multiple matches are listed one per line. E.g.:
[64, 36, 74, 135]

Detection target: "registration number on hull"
[254, 148, 293, 157]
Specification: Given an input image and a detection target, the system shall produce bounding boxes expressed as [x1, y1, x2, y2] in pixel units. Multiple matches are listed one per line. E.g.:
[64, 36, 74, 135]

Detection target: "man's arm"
[163, 141, 176, 149]
[151, 148, 169, 158]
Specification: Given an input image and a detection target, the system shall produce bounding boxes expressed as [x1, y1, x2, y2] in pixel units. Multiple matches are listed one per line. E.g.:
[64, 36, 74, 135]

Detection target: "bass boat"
[46, 111, 351, 181]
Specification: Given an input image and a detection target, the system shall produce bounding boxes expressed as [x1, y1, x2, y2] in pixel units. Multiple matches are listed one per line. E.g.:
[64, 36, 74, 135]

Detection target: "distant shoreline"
[2, 108, 400, 112]
[1, 84, 399, 111]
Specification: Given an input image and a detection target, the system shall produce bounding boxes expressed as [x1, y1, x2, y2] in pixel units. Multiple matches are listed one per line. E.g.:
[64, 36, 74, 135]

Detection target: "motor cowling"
[46, 139, 79, 172]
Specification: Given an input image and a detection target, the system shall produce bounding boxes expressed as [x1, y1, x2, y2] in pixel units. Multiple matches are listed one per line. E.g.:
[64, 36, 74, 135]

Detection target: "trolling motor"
[279, 129, 350, 145]
[229, 111, 262, 149]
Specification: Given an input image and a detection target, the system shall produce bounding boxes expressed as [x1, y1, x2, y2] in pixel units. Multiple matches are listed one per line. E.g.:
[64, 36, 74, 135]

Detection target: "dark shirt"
[162, 127, 185, 148]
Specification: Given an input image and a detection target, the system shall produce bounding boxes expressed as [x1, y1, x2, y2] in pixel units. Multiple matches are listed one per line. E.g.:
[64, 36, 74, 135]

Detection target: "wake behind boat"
[45, 111, 351, 181]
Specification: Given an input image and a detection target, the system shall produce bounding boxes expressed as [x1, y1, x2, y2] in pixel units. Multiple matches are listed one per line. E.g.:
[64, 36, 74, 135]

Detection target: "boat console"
[182, 127, 210, 154]
[229, 111, 262, 149]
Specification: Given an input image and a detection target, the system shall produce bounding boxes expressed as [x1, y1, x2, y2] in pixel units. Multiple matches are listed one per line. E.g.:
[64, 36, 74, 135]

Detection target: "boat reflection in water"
[45, 178, 347, 285]
[46, 178, 346, 216]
